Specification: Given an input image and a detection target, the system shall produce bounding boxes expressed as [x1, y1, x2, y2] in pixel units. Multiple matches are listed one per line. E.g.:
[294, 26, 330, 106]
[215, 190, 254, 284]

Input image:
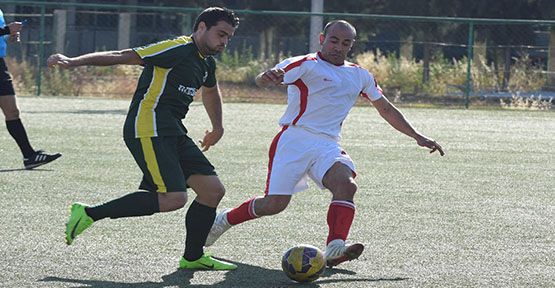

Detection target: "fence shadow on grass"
[25, 109, 128, 115]
[39, 258, 408, 287]
[0, 168, 52, 173]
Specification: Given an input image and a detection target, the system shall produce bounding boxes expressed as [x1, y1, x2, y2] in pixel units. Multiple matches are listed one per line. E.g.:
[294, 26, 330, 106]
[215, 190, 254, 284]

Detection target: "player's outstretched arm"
[47, 49, 143, 69]
[372, 97, 444, 156]
[255, 68, 285, 88]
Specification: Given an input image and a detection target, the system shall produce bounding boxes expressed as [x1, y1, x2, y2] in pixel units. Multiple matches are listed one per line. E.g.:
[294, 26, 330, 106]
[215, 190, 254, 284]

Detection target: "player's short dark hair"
[193, 7, 239, 32]
[323, 20, 356, 37]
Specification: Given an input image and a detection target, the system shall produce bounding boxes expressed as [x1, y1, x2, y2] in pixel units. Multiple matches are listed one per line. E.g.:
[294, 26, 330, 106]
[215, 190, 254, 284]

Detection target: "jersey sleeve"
[275, 55, 310, 84]
[133, 37, 192, 69]
[203, 57, 217, 88]
[360, 69, 384, 101]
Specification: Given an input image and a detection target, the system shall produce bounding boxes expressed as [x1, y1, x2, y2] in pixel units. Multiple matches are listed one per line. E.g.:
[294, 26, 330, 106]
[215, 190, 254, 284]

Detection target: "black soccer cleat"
[23, 150, 62, 169]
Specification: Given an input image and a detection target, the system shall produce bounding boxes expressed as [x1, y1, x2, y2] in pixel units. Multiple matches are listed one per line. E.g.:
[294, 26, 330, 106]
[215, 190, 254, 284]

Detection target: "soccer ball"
[281, 244, 326, 282]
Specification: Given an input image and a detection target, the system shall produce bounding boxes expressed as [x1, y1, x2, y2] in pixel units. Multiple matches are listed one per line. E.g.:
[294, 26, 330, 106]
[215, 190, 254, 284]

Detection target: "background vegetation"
[6, 50, 551, 110]
[4, 0, 555, 108]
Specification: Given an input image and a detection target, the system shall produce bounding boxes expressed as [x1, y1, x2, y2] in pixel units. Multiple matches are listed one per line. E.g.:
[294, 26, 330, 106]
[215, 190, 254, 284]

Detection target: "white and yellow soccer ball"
[281, 244, 326, 282]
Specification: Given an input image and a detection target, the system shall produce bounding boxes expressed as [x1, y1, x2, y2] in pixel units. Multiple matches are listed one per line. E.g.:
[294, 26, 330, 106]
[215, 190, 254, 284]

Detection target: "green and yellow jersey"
[123, 36, 216, 139]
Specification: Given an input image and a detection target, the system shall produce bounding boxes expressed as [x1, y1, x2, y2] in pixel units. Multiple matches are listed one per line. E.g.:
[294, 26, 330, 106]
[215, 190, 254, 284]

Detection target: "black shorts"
[0, 58, 15, 96]
[124, 135, 217, 193]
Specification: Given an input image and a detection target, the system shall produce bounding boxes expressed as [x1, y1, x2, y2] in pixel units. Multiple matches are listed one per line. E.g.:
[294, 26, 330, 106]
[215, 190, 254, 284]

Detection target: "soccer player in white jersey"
[206, 20, 444, 267]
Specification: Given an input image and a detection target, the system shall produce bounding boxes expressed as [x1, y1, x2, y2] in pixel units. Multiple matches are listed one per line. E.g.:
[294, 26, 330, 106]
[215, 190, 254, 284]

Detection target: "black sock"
[6, 119, 35, 158]
[183, 200, 216, 261]
[85, 191, 160, 221]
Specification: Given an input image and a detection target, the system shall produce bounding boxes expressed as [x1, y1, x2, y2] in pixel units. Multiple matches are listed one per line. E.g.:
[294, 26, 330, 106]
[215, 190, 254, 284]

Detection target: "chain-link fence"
[3, 1, 555, 108]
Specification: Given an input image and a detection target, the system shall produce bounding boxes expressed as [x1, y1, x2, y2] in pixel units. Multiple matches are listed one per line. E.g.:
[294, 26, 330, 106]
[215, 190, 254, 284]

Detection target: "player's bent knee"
[332, 181, 357, 200]
[347, 181, 358, 195]
[188, 175, 225, 203]
[212, 184, 226, 201]
[201, 184, 225, 204]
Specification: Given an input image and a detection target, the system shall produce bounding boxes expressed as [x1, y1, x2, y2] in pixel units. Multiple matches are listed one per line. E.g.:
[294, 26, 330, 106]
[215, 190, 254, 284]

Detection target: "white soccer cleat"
[324, 239, 364, 267]
[205, 208, 232, 247]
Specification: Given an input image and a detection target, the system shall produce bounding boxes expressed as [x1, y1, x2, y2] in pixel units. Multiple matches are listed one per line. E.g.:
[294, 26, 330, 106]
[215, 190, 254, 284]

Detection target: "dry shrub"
[355, 50, 546, 97]
[4, 50, 549, 102]
[43, 65, 142, 97]
[508, 54, 546, 91]
[426, 56, 467, 95]
[356, 50, 422, 95]
[4, 57, 35, 95]
[500, 93, 552, 110]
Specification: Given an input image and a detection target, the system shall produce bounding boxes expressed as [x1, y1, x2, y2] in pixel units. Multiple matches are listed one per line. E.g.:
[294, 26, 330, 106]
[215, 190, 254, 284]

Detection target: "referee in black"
[1, 9, 61, 169]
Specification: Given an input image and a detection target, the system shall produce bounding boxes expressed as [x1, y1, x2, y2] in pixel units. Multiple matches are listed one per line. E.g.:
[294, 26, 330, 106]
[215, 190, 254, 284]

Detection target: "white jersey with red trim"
[275, 52, 383, 140]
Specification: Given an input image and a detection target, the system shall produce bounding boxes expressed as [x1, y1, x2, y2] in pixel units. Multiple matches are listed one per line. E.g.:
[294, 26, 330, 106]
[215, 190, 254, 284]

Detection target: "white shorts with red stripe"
[265, 125, 356, 195]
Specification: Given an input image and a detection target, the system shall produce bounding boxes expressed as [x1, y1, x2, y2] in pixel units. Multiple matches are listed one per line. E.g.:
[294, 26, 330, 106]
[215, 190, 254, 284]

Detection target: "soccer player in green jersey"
[47, 7, 239, 270]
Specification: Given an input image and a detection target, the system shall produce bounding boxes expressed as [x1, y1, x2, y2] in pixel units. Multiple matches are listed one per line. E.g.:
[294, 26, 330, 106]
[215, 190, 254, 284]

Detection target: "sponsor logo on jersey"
[178, 85, 197, 97]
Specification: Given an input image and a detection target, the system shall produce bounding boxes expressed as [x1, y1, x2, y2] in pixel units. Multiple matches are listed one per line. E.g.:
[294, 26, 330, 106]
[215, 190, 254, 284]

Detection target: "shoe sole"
[179, 264, 237, 270]
[25, 154, 62, 170]
[326, 243, 364, 267]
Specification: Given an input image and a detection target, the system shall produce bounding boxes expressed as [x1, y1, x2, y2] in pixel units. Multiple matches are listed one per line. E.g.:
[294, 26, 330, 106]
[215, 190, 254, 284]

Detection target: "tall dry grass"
[6, 58, 142, 97]
[500, 94, 553, 110]
[4, 49, 548, 107]
[355, 50, 546, 97]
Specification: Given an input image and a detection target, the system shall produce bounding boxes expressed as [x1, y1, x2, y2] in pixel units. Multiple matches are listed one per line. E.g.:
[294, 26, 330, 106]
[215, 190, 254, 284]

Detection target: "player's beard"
[205, 45, 225, 56]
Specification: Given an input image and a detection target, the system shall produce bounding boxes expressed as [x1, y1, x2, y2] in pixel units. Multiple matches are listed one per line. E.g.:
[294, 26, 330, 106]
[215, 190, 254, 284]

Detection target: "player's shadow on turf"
[320, 267, 409, 284]
[40, 259, 408, 287]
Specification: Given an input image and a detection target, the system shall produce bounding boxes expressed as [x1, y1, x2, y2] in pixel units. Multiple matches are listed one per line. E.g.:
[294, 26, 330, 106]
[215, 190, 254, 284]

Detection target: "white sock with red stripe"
[326, 200, 356, 245]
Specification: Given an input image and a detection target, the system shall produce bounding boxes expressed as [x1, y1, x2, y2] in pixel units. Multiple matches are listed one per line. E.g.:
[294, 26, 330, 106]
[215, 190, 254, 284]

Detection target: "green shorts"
[124, 135, 216, 193]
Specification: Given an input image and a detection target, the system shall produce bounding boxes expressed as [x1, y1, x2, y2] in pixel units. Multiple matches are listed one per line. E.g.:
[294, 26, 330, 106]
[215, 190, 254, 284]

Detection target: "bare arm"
[372, 97, 444, 156]
[199, 83, 224, 151]
[47, 49, 144, 68]
[255, 68, 285, 88]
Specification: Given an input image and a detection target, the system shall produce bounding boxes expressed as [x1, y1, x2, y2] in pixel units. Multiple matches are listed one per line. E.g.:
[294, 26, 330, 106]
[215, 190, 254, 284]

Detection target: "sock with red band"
[226, 196, 260, 225]
[326, 200, 356, 245]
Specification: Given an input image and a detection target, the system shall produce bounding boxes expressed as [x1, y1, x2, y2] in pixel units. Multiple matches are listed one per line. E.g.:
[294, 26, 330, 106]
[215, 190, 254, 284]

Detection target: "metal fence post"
[465, 21, 474, 108]
[181, 13, 191, 35]
[546, 26, 555, 91]
[53, 9, 67, 54]
[309, 0, 324, 53]
[118, 13, 131, 50]
[36, 4, 46, 96]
